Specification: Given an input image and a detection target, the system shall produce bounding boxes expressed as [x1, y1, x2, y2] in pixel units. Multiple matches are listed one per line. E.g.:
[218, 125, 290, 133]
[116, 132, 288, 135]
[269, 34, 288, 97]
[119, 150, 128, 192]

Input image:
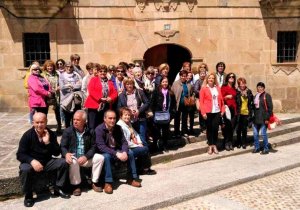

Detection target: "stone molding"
[272, 64, 300, 75]
[154, 29, 179, 41]
[136, 0, 197, 12]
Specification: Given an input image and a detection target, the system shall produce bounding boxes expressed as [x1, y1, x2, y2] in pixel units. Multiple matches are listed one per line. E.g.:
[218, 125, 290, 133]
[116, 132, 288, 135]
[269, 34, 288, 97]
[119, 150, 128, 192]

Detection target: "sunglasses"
[74, 59, 80, 61]
[117, 70, 124, 73]
[32, 68, 39, 71]
[57, 62, 63, 66]
[148, 73, 154, 75]
[98, 70, 107, 73]
[229, 75, 235, 78]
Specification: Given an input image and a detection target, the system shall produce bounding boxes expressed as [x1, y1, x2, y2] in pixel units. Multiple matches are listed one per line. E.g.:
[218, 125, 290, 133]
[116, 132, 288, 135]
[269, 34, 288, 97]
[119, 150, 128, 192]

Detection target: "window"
[23, 33, 50, 67]
[277, 31, 297, 63]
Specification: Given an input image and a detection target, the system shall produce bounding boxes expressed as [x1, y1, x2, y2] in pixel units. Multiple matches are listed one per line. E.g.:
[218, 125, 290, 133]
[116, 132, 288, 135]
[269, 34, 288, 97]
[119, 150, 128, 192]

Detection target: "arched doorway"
[143, 44, 192, 83]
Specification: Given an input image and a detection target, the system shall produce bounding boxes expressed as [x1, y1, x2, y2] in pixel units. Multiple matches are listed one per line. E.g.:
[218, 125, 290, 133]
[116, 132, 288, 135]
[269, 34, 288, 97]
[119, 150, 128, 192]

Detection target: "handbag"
[154, 94, 171, 124]
[184, 95, 195, 106]
[263, 94, 281, 130]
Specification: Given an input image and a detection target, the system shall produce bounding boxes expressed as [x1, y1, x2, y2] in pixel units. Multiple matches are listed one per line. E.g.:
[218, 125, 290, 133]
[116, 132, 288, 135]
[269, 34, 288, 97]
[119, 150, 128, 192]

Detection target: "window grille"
[23, 33, 50, 67]
[277, 31, 297, 63]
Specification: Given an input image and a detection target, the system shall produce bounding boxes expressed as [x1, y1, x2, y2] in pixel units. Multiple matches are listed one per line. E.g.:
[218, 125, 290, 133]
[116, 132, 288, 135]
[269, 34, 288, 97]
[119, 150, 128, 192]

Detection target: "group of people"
[19, 55, 274, 207]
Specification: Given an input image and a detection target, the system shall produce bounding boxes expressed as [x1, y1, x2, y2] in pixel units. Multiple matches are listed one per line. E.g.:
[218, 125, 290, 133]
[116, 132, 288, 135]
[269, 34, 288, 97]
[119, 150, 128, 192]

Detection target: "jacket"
[199, 85, 225, 116]
[84, 77, 117, 109]
[117, 89, 150, 119]
[16, 127, 60, 166]
[95, 123, 129, 157]
[236, 88, 254, 118]
[117, 119, 142, 148]
[151, 88, 176, 117]
[60, 125, 96, 160]
[253, 92, 273, 125]
[171, 80, 193, 110]
[28, 74, 51, 108]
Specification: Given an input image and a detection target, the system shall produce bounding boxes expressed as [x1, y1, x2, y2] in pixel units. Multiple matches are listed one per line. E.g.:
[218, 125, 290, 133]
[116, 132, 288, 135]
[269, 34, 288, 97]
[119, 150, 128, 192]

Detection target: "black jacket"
[253, 92, 273, 125]
[236, 88, 254, 118]
[60, 125, 96, 160]
[16, 127, 60, 166]
[151, 88, 176, 118]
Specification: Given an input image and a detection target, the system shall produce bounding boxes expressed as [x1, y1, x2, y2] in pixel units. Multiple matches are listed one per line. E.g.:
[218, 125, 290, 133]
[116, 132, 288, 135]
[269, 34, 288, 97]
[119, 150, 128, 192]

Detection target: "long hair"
[202, 72, 219, 87]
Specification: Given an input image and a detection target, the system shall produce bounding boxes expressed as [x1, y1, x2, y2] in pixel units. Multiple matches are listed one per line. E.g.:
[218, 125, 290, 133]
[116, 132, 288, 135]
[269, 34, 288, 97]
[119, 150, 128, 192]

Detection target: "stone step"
[151, 130, 300, 166]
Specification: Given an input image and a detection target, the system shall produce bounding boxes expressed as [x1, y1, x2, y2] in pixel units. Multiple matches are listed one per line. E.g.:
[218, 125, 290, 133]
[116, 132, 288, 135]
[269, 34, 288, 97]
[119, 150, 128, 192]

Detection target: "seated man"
[17, 112, 70, 208]
[61, 110, 104, 196]
[95, 110, 141, 194]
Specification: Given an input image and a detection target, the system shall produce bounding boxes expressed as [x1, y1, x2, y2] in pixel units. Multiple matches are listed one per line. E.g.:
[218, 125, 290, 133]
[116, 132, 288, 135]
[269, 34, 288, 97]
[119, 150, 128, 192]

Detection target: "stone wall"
[0, 0, 299, 112]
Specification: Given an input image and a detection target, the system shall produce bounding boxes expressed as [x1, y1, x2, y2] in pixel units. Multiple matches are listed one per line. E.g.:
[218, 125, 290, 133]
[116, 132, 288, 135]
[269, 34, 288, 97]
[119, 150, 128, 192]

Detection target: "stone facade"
[0, 0, 299, 112]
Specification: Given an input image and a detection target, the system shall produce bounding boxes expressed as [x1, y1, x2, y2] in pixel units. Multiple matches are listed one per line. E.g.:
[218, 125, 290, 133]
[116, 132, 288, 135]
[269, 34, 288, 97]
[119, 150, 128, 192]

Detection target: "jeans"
[102, 150, 138, 183]
[253, 123, 269, 151]
[133, 120, 148, 147]
[131, 146, 151, 170]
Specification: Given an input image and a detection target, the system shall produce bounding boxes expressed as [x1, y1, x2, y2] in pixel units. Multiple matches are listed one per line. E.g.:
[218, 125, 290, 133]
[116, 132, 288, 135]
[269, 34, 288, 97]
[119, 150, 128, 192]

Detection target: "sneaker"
[261, 150, 269, 155]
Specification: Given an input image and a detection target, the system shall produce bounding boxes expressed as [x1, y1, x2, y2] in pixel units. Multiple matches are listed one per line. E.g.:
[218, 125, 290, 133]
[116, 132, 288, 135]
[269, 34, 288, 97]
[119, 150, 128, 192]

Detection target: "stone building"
[0, 0, 299, 112]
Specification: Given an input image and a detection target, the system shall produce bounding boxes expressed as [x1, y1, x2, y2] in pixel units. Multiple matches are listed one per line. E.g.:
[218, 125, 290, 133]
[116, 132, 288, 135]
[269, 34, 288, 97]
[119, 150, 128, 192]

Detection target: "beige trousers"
[69, 153, 104, 185]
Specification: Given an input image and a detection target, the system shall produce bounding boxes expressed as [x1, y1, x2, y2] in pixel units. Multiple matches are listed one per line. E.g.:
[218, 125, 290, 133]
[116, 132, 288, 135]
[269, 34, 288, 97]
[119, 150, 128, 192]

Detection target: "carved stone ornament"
[272, 64, 300, 75]
[154, 29, 179, 41]
[136, 0, 147, 12]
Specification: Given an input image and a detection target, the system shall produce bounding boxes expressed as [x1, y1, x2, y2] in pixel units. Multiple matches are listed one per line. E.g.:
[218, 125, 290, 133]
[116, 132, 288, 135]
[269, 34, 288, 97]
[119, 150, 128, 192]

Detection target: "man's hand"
[31, 159, 43, 172]
[41, 129, 50, 145]
[116, 152, 128, 162]
[77, 156, 88, 166]
[65, 153, 74, 164]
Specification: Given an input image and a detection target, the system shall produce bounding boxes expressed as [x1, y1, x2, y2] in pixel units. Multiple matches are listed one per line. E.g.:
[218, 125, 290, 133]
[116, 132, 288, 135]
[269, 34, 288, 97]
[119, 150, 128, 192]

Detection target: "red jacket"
[84, 77, 117, 109]
[221, 85, 237, 115]
[199, 85, 225, 116]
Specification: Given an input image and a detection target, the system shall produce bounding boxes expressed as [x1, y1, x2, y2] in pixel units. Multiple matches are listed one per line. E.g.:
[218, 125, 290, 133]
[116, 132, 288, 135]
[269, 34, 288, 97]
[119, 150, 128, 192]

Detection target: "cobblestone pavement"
[160, 167, 300, 210]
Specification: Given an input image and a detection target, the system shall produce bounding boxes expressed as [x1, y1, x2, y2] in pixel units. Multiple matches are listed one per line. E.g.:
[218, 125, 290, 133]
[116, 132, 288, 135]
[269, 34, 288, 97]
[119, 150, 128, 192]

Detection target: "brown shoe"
[104, 183, 113, 194]
[127, 179, 141, 188]
[73, 188, 81, 196]
[92, 183, 103, 193]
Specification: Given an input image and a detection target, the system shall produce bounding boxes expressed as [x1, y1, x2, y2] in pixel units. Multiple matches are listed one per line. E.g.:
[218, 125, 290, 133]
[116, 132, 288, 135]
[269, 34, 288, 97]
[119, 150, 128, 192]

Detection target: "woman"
[59, 62, 83, 128]
[236, 77, 254, 149]
[200, 72, 225, 155]
[28, 63, 52, 115]
[43, 60, 62, 133]
[56, 59, 66, 127]
[117, 107, 156, 175]
[252, 82, 273, 155]
[171, 70, 193, 138]
[154, 63, 169, 88]
[81, 62, 94, 97]
[114, 65, 126, 95]
[151, 77, 176, 151]
[187, 71, 196, 135]
[194, 66, 208, 133]
[84, 63, 117, 129]
[221, 73, 237, 151]
[144, 66, 156, 101]
[133, 66, 145, 91]
[118, 78, 150, 147]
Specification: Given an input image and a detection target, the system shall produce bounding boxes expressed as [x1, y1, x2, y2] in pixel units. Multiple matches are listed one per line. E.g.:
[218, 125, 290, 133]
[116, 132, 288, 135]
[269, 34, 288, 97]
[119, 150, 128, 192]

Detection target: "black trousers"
[206, 112, 221, 145]
[19, 158, 68, 194]
[174, 103, 188, 135]
[221, 107, 237, 145]
[236, 114, 249, 145]
[153, 123, 170, 147]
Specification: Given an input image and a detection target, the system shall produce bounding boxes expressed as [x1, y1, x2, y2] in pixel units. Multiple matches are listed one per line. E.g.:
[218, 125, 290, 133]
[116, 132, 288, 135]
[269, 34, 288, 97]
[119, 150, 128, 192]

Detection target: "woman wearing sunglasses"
[221, 73, 238, 151]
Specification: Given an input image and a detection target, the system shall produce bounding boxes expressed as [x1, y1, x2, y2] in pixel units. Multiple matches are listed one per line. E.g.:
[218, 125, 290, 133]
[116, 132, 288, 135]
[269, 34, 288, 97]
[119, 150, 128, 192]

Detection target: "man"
[61, 110, 104, 196]
[95, 110, 141, 194]
[17, 112, 70, 208]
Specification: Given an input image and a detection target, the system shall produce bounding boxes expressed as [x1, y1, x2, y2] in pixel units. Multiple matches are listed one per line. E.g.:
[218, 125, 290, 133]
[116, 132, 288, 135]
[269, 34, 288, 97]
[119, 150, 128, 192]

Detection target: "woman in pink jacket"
[199, 72, 225, 155]
[28, 63, 52, 115]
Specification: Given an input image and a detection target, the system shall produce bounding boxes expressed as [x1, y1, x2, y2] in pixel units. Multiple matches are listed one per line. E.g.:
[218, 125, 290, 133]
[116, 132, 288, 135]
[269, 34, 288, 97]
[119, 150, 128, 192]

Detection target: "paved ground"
[1, 141, 300, 209]
[160, 167, 300, 210]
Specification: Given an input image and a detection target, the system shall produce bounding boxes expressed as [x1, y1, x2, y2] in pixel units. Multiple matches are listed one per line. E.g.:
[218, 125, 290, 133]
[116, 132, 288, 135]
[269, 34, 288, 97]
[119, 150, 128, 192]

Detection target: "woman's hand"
[203, 114, 207, 120]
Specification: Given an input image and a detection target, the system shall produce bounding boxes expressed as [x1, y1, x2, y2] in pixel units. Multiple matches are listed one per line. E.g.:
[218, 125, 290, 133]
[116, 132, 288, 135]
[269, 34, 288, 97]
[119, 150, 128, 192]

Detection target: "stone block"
[287, 87, 298, 99]
[240, 51, 261, 63]
[281, 99, 297, 112]
[272, 88, 286, 100]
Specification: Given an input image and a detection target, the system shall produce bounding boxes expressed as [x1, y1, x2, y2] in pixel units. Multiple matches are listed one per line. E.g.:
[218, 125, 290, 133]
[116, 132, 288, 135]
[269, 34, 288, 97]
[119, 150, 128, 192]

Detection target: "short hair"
[237, 77, 247, 85]
[216, 62, 226, 71]
[86, 62, 94, 70]
[146, 67, 155, 75]
[198, 63, 208, 72]
[56, 59, 65, 67]
[158, 63, 169, 73]
[104, 109, 116, 118]
[116, 65, 125, 71]
[182, 61, 191, 68]
[92, 63, 101, 70]
[70, 54, 80, 61]
[119, 107, 132, 117]
[108, 65, 116, 72]
[119, 62, 129, 70]
[133, 67, 142, 74]
[256, 82, 265, 88]
[100, 64, 108, 71]
[128, 63, 135, 69]
[123, 78, 135, 86]
[43, 60, 56, 71]
[179, 69, 188, 76]
[74, 110, 87, 122]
